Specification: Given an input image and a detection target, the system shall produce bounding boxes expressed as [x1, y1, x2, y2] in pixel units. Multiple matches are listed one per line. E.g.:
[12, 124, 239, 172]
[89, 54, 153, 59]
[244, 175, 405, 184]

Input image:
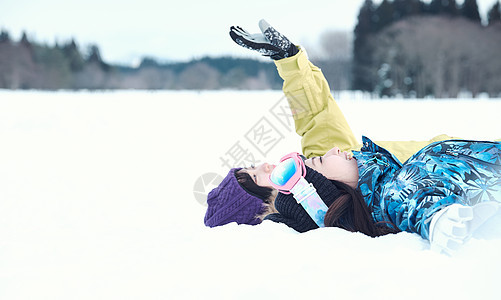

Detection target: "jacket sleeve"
[385, 183, 463, 241]
[274, 48, 359, 158]
[380, 156, 466, 240]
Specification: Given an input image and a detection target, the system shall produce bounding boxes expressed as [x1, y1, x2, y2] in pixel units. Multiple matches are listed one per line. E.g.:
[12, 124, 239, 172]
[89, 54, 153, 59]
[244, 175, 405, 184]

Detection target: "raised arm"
[229, 20, 359, 158]
[274, 50, 358, 158]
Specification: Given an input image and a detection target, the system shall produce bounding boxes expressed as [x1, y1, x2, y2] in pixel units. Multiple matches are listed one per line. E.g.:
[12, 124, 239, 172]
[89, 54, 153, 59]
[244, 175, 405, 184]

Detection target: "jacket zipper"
[444, 149, 499, 167]
[364, 153, 390, 167]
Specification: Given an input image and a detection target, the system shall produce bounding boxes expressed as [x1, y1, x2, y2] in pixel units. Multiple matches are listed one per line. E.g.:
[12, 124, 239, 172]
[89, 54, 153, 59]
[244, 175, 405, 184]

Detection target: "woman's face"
[304, 147, 359, 188]
[243, 146, 359, 189]
[243, 162, 276, 188]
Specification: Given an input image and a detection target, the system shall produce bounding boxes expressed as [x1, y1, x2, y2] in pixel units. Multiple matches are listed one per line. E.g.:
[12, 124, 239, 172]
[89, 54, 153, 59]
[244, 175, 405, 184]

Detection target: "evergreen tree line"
[1, 0, 501, 96]
[353, 0, 501, 97]
[0, 30, 282, 90]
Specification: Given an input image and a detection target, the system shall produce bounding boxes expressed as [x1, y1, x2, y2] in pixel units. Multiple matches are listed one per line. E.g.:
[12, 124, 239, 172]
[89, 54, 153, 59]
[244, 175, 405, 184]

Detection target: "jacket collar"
[359, 136, 403, 168]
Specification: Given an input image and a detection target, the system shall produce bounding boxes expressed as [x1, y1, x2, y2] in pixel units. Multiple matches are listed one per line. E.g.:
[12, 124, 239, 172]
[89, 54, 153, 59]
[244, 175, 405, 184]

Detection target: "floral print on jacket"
[353, 136, 501, 240]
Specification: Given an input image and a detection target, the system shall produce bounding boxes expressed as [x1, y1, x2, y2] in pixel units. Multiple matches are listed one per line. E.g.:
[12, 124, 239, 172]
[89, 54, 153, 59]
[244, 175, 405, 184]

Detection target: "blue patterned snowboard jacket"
[353, 136, 501, 240]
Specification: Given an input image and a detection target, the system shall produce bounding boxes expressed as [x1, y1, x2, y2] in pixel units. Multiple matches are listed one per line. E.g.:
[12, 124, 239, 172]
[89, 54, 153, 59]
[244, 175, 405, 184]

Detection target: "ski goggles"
[268, 152, 328, 227]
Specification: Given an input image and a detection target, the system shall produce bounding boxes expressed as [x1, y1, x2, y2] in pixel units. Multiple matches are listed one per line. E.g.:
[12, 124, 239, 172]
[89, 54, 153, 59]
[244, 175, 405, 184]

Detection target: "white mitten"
[429, 202, 499, 255]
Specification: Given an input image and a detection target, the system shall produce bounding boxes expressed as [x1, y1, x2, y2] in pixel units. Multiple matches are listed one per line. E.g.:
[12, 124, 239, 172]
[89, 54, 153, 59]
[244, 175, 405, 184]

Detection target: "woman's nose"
[326, 147, 341, 156]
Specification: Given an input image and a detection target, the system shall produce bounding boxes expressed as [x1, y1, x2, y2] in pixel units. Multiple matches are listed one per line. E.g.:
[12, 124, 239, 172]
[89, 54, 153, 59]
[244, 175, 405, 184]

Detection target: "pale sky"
[0, 0, 497, 65]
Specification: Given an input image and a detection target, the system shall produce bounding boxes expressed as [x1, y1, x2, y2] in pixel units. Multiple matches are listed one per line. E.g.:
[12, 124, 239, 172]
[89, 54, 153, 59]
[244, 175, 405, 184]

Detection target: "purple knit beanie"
[204, 168, 266, 227]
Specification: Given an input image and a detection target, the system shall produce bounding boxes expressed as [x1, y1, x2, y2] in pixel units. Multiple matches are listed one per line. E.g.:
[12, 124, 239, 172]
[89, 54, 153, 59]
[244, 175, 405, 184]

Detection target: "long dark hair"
[234, 170, 274, 203]
[324, 180, 399, 237]
[234, 170, 278, 219]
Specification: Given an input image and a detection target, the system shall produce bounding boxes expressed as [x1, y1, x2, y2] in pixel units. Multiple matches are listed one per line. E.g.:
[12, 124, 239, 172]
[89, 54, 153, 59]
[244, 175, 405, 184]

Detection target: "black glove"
[229, 19, 298, 60]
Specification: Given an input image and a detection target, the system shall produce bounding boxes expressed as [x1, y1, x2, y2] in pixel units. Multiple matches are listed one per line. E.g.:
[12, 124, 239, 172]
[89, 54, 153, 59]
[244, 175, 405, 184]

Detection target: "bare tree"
[305, 30, 353, 91]
[315, 30, 353, 61]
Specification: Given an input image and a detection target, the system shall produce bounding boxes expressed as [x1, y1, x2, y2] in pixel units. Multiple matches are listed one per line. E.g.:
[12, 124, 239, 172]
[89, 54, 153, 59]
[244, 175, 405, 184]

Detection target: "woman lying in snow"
[204, 20, 501, 254]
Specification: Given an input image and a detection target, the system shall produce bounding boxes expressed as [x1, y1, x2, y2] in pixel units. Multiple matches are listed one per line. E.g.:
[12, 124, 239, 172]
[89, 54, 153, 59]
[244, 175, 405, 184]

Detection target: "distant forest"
[353, 0, 501, 97]
[1, 0, 501, 97]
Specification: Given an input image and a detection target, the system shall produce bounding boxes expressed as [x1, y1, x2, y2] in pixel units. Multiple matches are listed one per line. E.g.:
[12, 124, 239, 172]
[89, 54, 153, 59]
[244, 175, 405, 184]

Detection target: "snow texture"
[0, 90, 500, 300]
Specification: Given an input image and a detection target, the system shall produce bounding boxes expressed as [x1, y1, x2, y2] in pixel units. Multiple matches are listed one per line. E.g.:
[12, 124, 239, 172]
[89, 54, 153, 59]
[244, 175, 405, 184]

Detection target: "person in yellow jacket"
[205, 20, 501, 253]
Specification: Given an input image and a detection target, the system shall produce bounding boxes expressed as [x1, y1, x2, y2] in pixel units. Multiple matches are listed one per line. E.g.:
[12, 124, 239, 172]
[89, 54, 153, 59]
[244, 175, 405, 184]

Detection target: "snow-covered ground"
[1, 90, 501, 300]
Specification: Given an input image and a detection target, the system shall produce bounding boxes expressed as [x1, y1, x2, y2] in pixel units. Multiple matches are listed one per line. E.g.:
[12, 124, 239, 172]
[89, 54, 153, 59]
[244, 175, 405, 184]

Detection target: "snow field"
[0, 90, 501, 299]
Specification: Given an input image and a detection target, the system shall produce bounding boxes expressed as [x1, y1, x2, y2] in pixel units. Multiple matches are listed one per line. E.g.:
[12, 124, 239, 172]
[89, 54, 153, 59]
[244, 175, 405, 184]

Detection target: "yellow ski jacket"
[274, 48, 458, 162]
